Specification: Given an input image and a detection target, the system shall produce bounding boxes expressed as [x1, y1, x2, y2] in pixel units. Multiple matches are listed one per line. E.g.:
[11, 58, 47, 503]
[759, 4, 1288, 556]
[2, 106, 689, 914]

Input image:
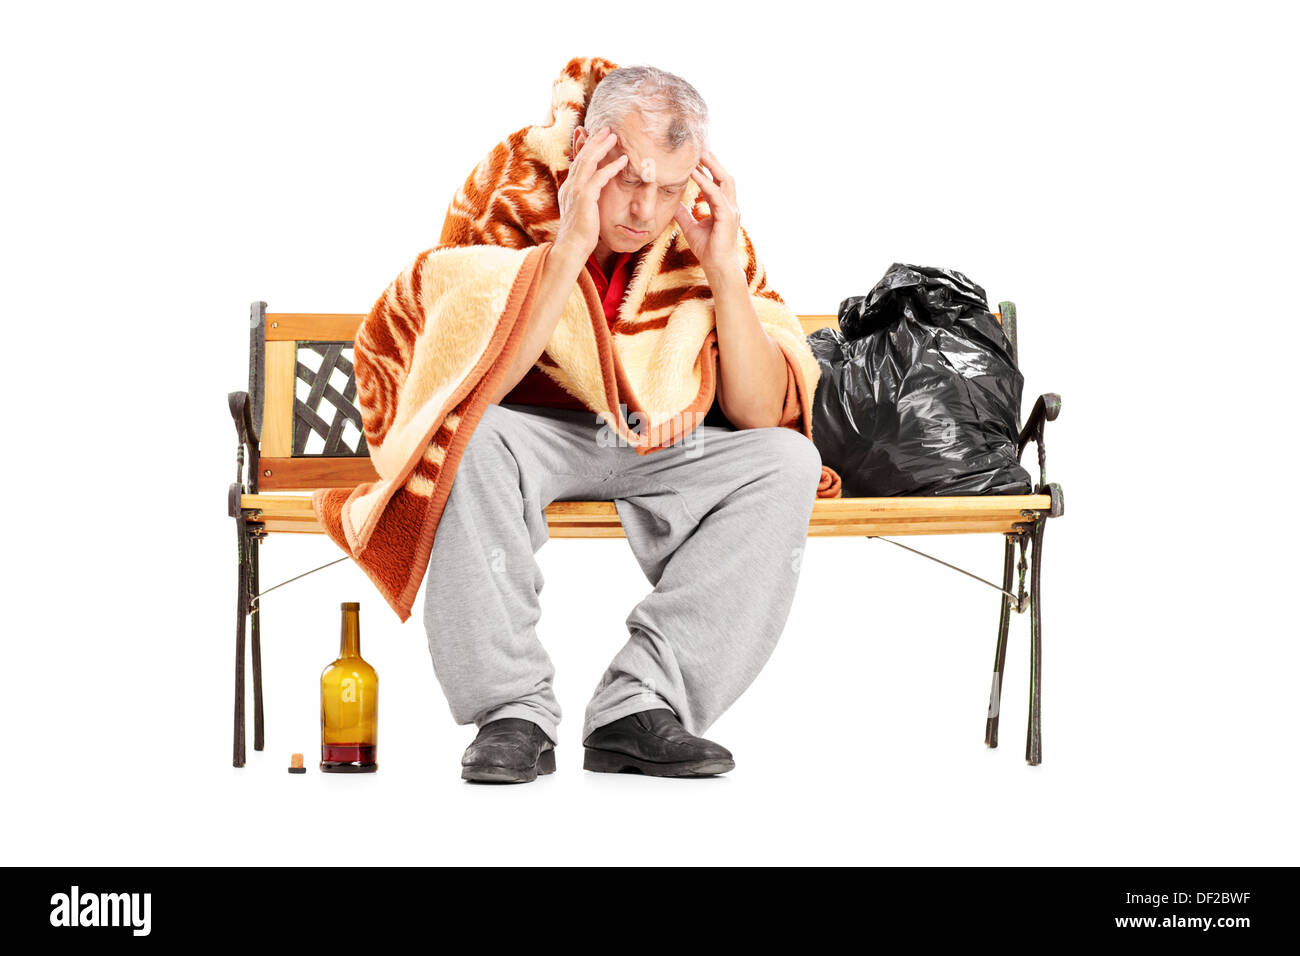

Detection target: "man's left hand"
[673, 149, 742, 279]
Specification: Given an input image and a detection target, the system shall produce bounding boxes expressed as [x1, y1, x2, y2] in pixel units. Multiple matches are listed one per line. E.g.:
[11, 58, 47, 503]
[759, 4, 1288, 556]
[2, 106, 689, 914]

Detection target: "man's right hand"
[554, 125, 628, 261]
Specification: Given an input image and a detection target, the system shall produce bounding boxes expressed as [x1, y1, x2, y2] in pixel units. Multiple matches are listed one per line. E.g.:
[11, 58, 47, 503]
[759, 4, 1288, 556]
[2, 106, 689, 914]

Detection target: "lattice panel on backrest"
[293, 341, 368, 457]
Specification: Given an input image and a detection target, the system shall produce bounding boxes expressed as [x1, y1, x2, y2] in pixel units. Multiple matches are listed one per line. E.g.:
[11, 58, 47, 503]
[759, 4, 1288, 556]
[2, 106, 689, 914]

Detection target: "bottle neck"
[339, 607, 361, 659]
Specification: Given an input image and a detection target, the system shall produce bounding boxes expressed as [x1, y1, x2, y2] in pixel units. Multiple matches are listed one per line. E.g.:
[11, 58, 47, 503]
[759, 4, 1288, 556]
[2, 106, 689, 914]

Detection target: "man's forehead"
[613, 141, 696, 185]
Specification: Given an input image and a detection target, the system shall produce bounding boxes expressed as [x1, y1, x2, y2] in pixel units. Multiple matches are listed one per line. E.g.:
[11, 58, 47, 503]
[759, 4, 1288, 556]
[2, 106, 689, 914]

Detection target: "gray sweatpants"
[421, 401, 823, 746]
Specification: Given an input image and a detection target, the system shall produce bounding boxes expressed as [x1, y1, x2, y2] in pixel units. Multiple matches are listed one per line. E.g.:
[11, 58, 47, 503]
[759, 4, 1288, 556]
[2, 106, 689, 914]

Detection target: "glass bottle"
[320, 601, 378, 772]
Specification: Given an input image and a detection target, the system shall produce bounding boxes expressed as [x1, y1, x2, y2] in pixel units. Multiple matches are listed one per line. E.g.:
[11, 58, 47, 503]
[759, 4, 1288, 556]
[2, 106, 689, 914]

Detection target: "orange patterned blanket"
[312, 55, 842, 623]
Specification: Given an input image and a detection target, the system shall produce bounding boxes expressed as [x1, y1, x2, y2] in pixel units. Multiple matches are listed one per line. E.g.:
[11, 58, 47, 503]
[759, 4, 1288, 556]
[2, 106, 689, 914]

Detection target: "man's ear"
[571, 127, 585, 161]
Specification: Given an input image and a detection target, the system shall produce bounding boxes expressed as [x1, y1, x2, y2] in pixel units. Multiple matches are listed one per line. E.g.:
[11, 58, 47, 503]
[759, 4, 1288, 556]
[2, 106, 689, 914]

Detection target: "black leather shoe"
[582, 707, 734, 776]
[461, 717, 556, 783]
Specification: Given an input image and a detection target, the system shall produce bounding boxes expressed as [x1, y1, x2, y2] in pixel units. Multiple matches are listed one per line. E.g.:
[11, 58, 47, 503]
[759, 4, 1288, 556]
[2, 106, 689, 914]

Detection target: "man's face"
[572, 110, 700, 265]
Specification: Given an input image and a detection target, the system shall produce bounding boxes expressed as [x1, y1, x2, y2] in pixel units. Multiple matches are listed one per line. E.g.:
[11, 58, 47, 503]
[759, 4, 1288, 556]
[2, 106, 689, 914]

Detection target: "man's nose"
[630, 184, 656, 223]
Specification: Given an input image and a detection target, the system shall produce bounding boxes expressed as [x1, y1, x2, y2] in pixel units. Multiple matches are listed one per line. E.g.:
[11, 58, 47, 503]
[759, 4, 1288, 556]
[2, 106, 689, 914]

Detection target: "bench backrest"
[244, 306, 1010, 492]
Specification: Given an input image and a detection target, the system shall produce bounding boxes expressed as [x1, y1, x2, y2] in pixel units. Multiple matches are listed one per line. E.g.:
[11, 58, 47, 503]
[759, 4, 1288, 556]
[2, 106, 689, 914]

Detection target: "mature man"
[422, 64, 823, 783]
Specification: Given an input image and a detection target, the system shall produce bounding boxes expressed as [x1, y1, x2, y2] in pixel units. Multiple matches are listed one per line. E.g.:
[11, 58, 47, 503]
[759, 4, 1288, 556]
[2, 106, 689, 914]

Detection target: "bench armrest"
[229, 390, 256, 448]
[1016, 392, 1064, 517]
[1016, 393, 1060, 461]
[228, 390, 261, 501]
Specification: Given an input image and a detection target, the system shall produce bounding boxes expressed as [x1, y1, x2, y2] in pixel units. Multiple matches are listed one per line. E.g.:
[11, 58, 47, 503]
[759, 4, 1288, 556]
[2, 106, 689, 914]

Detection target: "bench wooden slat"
[266, 313, 369, 341]
[258, 458, 378, 491]
[548, 497, 1047, 518]
[242, 492, 1051, 538]
[264, 312, 846, 342]
[262, 342, 296, 458]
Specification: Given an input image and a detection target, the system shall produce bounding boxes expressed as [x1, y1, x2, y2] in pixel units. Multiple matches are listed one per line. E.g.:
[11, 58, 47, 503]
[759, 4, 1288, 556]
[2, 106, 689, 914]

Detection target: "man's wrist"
[704, 258, 748, 292]
[550, 236, 591, 274]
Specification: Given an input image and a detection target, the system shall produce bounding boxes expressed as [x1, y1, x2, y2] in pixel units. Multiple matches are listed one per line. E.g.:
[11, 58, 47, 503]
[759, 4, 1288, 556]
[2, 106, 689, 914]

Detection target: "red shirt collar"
[586, 249, 639, 321]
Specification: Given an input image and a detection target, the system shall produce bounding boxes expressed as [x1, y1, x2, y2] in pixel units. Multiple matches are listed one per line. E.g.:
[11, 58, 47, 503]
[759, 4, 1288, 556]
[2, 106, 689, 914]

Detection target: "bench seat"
[240, 492, 1054, 538]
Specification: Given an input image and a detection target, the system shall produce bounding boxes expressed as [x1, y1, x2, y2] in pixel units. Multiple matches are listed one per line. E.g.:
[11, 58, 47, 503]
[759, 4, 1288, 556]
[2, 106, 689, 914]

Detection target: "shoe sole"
[462, 747, 556, 784]
[582, 747, 734, 777]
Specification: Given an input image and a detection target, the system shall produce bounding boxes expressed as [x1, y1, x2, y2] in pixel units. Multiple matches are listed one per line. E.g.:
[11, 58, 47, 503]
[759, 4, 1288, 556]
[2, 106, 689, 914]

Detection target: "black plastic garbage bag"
[808, 263, 1033, 497]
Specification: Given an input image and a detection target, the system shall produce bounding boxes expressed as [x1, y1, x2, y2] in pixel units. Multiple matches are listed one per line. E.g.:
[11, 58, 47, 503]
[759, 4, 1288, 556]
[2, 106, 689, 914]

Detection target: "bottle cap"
[288, 752, 306, 774]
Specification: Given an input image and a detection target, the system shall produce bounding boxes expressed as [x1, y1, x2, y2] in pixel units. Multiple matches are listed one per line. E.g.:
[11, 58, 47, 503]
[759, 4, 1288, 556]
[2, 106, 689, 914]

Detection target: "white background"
[6, 0, 1296, 866]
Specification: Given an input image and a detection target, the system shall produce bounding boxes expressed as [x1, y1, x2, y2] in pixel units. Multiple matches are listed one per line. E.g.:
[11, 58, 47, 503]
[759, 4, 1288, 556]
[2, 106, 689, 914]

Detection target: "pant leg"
[421, 402, 611, 747]
[581, 423, 824, 742]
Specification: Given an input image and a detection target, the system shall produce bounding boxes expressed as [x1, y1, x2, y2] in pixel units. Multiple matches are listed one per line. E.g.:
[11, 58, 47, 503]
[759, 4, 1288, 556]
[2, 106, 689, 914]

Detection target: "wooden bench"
[228, 302, 1063, 769]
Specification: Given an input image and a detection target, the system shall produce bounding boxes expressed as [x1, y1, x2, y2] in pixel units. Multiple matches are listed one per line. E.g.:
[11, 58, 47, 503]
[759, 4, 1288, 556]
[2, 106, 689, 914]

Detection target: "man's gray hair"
[582, 65, 709, 156]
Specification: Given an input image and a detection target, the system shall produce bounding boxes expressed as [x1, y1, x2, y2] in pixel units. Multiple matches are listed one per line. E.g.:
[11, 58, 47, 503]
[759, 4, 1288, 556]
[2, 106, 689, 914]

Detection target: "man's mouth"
[620, 225, 648, 236]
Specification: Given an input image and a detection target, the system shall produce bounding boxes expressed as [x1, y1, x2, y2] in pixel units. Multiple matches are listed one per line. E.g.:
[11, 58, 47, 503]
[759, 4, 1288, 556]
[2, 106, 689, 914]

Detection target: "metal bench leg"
[251, 539, 264, 753]
[985, 536, 1017, 749]
[228, 386, 264, 768]
[233, 515, 249, 768]
[1025, 517, 1045, 766]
